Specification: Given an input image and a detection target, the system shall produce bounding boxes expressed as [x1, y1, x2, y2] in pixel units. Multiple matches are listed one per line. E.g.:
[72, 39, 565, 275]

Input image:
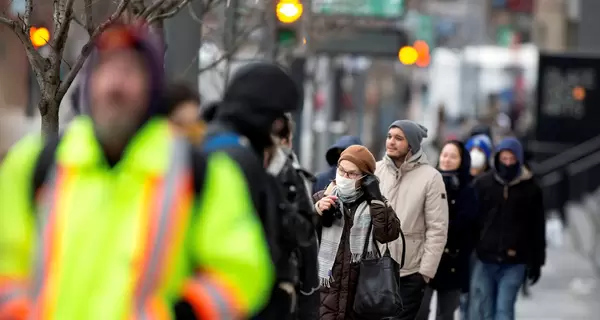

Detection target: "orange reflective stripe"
[181, 275, 244, 320]
[155, 171, 193, 290]
[0, 277, 29, 319]
[31, 165, 78, 320]
[132, 138, 194, 318]
[0, 295, 29, 320]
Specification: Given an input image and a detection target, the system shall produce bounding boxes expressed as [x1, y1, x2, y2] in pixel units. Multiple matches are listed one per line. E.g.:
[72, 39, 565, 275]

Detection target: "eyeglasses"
[337, 166, 363, 180]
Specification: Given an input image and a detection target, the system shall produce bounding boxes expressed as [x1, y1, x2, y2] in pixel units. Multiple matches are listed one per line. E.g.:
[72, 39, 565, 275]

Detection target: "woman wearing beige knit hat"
[313, 145, 402, 320]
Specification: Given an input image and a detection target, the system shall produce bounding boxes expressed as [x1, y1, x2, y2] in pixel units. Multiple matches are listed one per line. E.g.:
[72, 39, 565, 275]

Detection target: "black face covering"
[497, 163, 520, 182]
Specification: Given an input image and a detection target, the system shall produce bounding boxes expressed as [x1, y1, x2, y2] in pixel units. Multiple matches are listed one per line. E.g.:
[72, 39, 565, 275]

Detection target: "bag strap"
[202, 132, 247, 153]
[360, 221, 375, 260]
[359, 218, 407, 269]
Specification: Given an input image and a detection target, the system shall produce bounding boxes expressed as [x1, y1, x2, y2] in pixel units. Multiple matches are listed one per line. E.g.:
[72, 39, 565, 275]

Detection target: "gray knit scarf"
[318, 187, 376, 287]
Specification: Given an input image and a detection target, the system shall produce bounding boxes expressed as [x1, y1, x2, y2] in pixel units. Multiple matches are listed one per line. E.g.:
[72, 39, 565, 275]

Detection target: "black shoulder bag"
[353, 221, 406, 318]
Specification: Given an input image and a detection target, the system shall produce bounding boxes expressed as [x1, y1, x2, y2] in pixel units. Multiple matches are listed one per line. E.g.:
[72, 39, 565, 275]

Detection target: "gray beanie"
[388, 120, 428, 153]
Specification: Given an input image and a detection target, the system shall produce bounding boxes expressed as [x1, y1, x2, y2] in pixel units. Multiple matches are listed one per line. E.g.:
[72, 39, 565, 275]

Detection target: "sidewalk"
[515, 234, 600, 320]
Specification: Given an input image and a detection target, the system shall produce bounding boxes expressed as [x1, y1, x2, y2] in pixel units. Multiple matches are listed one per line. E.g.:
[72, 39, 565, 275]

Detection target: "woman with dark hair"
[417, 140, 479, 320]
[164, 81, 204, 144]
[164, 81, 201, 126]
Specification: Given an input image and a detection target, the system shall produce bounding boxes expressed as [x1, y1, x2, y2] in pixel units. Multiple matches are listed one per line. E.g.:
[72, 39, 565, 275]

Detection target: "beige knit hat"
[338, 145, 376, 175]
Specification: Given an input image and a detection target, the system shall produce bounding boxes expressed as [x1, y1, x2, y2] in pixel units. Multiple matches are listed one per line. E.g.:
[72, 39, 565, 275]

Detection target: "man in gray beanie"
[375, 120, 449, 320]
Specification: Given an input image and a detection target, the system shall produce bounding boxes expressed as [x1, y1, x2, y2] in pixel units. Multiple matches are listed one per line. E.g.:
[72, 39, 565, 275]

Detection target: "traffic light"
[277, 0, 303, 23]
[275, 0, 303, 47]
[30, 26, 50, 48]
[398, 40, 431, 67]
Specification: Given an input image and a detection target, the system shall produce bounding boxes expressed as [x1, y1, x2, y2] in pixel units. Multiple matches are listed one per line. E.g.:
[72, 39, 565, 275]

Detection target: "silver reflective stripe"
[200, 279, 237, 319]
[31, 164, 59, 302]
[0, 289, 25, 306]
[136, 137, 190, 317]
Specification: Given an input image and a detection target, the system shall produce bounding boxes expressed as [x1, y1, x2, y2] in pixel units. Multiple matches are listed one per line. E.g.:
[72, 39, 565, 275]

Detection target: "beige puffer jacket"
[375, 149, 449, 279]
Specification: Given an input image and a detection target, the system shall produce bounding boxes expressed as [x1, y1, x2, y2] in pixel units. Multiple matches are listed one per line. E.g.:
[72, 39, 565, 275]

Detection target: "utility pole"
[164, 1, 204, 87]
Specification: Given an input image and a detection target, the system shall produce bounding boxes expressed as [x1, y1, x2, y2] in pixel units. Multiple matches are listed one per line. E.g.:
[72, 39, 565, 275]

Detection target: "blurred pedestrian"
[314, 145, 401, 320]
[165, 81, 201, 127]
[270, 113, 321, 320]
[0, 21, 273, 319]
[201, 62, 316, 320]
[375, 120, 449, 320]
[164, 81, 205, 144]
[469, 137, 546, 320]
[416, 141, 478, 320]
[466, 134, 493, 177]
[313, 136, 363, 194]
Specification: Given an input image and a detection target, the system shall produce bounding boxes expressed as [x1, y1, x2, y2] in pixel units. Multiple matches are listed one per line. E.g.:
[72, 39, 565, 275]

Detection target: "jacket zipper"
[499, 184, 509, 262]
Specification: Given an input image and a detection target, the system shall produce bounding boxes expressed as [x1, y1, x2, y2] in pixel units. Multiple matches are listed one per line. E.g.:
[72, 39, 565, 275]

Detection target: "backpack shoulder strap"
[31, 135, 61, 201]
[202, 132, 249, 153]
[189, 146, 207, 195]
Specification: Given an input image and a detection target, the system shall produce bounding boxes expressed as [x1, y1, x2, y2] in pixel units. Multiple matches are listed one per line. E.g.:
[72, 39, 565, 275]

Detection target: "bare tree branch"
[0, 15, 48, 74]
[0, 15, 15, 27]
[84, 0, 94, 35]
[51, 0, 76, 50]
[147, 0, 190, 23]
[23, 0, 33, 28]
[56, 0, 130, 100]
[130, 0, 145, 14]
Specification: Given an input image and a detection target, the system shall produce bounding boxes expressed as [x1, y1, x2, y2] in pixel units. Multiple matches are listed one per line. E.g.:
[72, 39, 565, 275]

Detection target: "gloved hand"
[362, 174, 384, 202]
[527, 265, 541, 285]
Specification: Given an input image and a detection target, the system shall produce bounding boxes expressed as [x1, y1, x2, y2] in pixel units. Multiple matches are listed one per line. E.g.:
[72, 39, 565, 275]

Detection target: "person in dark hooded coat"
[313, 136, 362, 194]
[469, 137, 546, 320]
[202, 62, 317, 320]
[416, 140, 478, 320]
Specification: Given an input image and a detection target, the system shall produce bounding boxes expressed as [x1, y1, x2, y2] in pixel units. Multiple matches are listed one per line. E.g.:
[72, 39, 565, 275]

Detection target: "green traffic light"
[277, 27, 296, 47]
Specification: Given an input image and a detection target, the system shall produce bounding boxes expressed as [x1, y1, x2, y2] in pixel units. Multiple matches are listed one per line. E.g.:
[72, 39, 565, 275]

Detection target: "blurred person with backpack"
[0, 21, 273, 319]
[201, 62, 317, 320]
[270, 113, 321, 320]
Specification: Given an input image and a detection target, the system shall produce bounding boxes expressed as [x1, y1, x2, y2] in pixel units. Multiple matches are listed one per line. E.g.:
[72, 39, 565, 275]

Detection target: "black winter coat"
[473, 169, 546, 268]
[429, 178, 478, 292]
[430, 142, 479, 293]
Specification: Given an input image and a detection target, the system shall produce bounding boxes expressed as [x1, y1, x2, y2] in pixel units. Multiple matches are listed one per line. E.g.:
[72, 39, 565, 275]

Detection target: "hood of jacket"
[382, 148, 430, 173]
[214, 62, 301, 154]
[325, 135, 362, 166]
[79, 22, 165, 121]
[493, 137, 533, 184]
[439, 140, 473, 186]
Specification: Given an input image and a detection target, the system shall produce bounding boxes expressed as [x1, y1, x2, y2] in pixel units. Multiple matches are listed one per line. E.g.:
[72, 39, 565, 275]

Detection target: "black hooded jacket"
[430, 141, 479, 292]
[203, 62, 318, 320]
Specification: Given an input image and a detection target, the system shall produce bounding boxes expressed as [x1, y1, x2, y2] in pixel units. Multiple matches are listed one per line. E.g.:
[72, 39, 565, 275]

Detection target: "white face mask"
[470, 149, 487, 170]
[335, 173, 358, 197]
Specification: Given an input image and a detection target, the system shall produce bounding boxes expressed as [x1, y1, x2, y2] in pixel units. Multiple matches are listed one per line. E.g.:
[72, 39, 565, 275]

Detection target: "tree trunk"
[39, 98, 60, 138]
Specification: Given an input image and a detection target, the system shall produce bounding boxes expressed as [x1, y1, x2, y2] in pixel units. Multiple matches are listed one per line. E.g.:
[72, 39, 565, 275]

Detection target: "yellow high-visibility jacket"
[0, 116, 274, 319]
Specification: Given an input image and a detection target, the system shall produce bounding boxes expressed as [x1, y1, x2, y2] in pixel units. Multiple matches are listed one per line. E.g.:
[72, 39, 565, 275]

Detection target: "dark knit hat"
[338, 145, 376, 175]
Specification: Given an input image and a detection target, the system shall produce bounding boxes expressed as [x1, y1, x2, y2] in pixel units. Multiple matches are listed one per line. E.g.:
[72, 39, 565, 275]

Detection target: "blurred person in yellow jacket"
[0, 21, 273, 320]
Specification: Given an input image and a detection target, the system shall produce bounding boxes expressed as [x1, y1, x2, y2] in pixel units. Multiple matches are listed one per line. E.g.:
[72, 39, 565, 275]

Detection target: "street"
[425, 228, 600, 320]
[515, 236, 600, 320]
